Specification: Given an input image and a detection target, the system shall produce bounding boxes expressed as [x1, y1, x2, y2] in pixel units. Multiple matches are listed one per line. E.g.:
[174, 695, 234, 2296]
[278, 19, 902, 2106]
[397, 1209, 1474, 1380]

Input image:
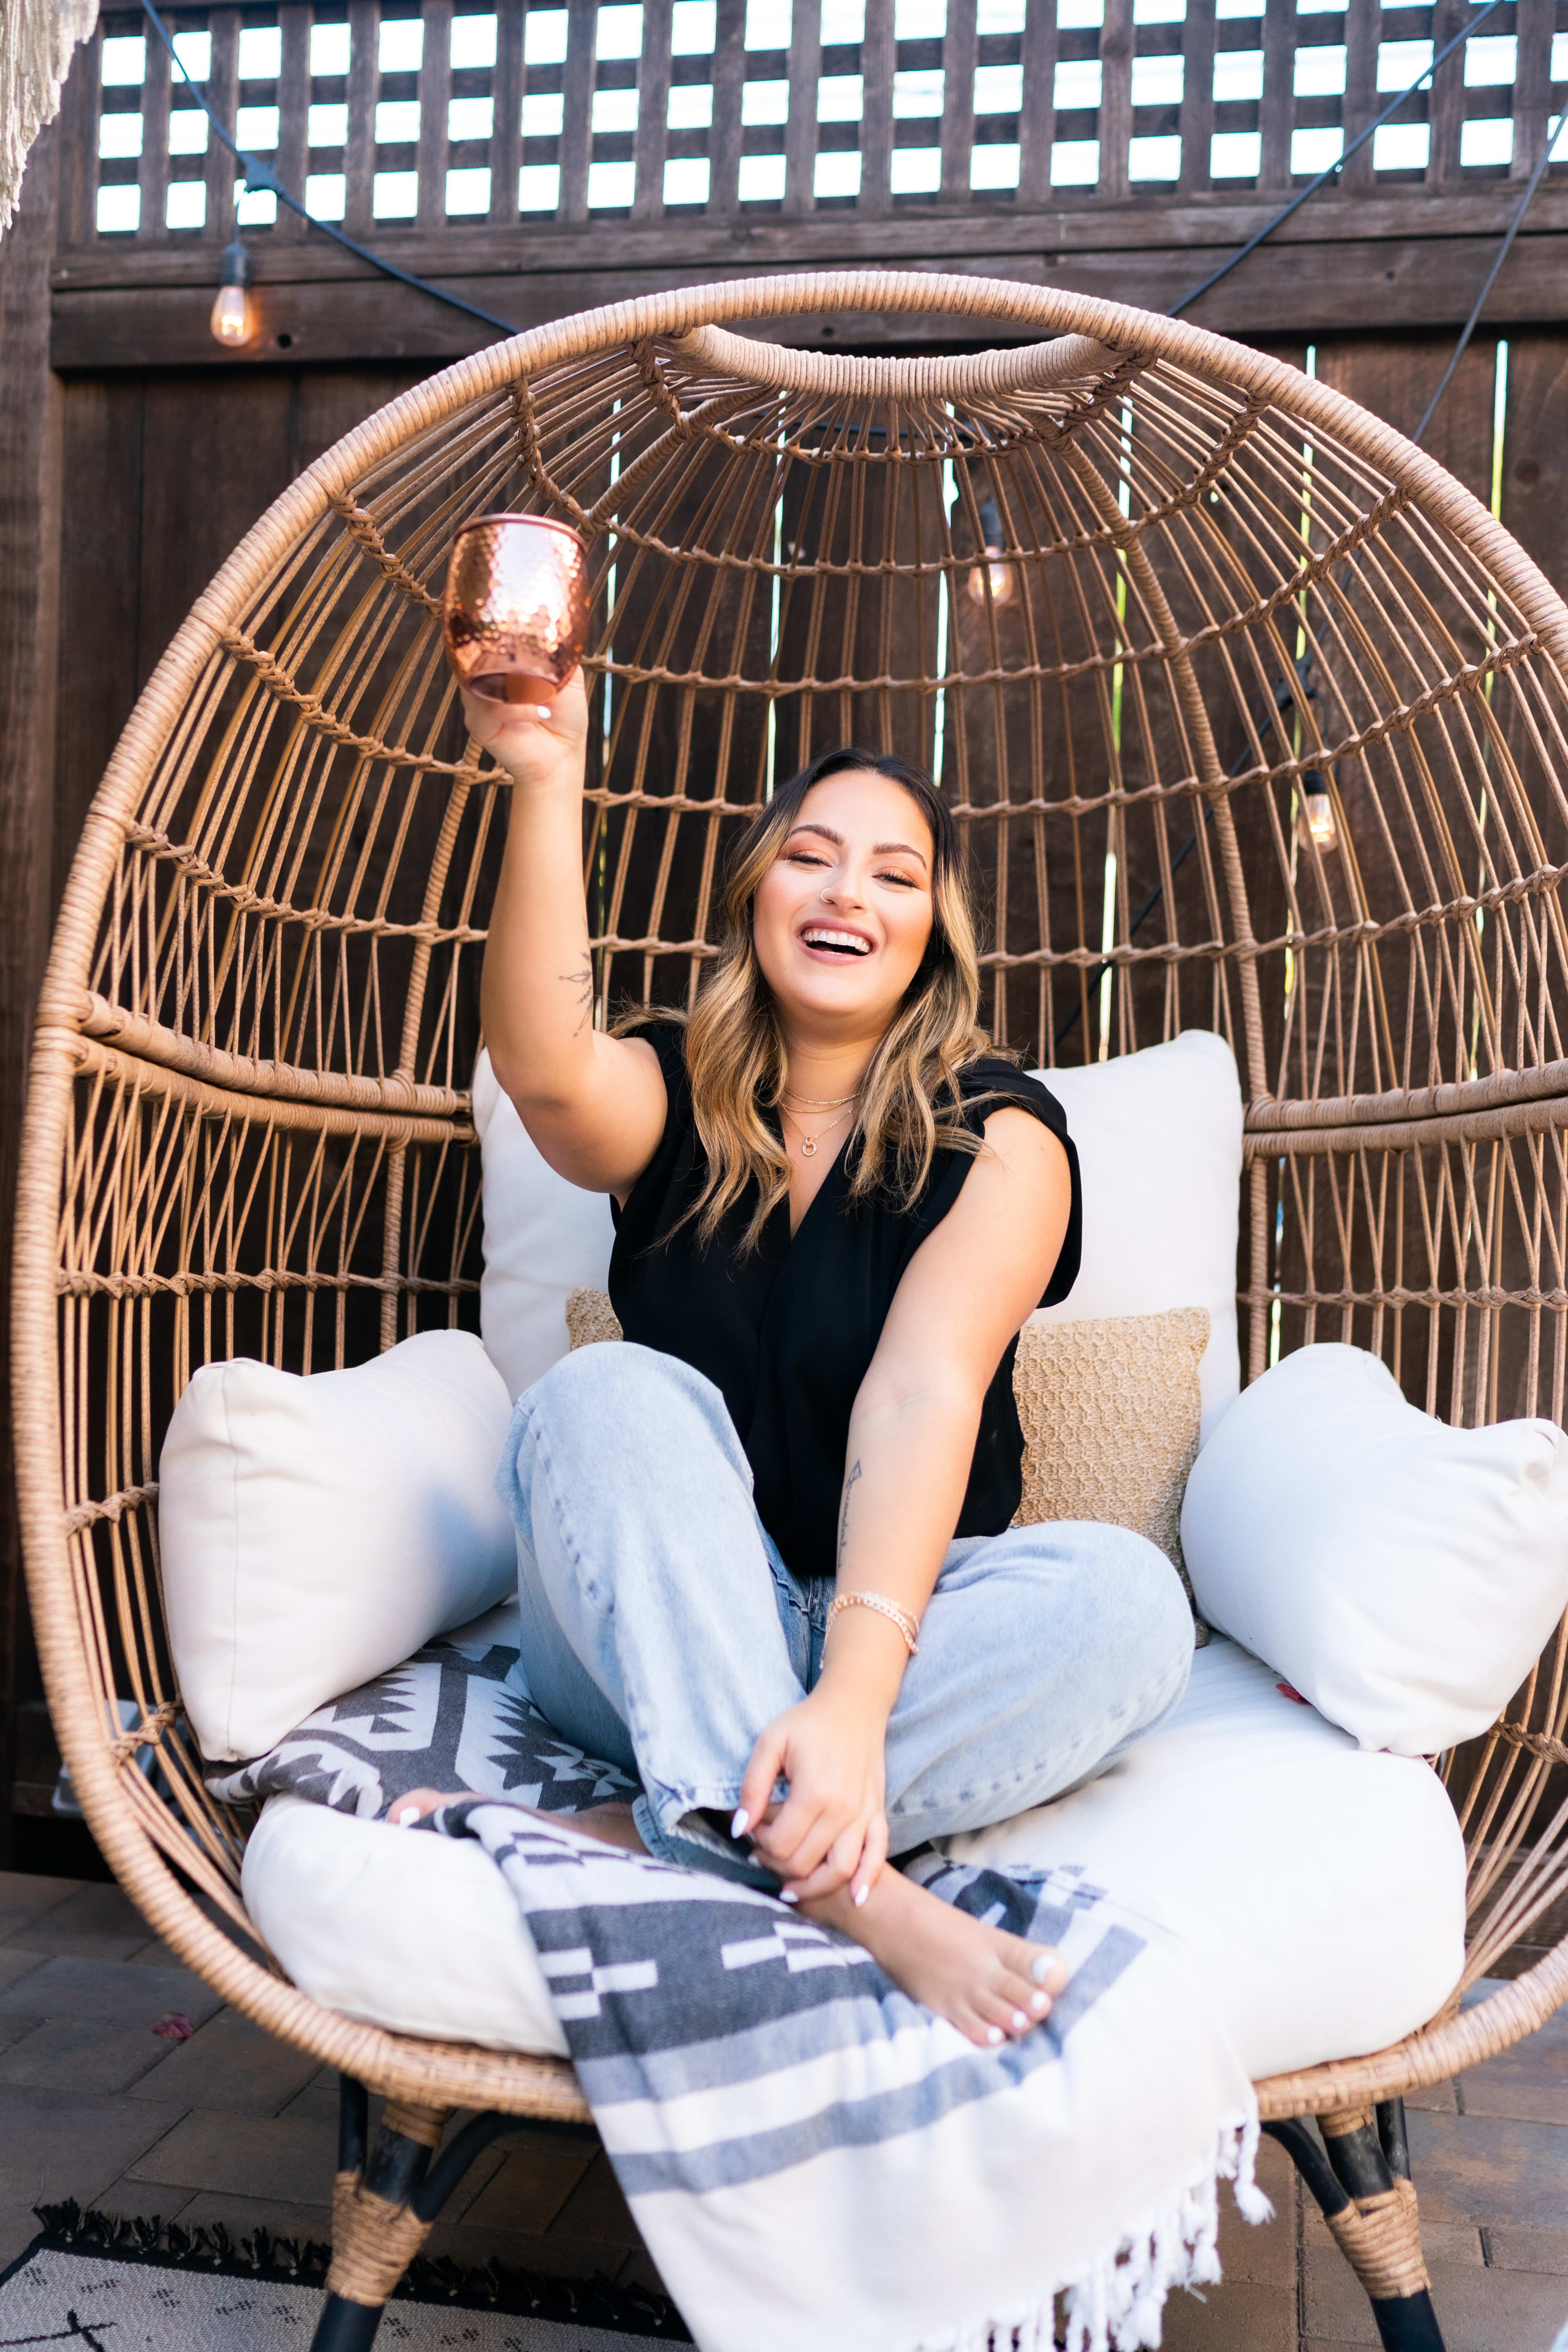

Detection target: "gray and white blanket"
[209, 1625, 1266, 2352]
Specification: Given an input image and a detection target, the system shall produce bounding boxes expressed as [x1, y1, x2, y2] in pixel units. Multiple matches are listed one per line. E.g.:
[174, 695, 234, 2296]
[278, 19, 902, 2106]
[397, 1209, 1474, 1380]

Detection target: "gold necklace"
[784, 1104, 855, 1161]
[782, 1087, 858, 1111]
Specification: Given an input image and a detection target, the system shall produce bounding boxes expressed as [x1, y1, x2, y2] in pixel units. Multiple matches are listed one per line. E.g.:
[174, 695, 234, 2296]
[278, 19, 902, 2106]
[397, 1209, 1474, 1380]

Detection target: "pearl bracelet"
[824, 1590, 921, 1656]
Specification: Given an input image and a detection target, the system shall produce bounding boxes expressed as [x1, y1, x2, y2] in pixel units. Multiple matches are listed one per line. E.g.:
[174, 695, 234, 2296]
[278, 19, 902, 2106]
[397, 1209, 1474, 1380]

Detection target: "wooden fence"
[49, 0, 1568, 367]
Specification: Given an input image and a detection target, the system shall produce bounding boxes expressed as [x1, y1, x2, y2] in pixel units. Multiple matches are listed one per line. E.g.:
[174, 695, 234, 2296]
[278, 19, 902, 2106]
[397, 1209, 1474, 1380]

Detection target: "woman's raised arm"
[470, 678, 668, 1197]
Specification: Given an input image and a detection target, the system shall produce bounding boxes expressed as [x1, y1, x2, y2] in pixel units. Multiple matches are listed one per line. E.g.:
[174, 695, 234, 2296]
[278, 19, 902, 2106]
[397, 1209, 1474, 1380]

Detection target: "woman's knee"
[1006, 1520, 1194, 1685]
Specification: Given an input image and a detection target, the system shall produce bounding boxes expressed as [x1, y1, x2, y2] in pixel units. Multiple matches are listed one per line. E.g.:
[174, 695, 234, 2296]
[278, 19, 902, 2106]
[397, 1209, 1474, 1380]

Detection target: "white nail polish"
[853, 1883, 869, 1908]
[987, 2027, 1003, 2045]
[779, 1887, 799, 1905]
[1031, 1955, 1056, 1985]
[1031, 1991, 1049, 2013]
[1011, 2011, 1027, 2030]
[731, 1808, 750, 1838]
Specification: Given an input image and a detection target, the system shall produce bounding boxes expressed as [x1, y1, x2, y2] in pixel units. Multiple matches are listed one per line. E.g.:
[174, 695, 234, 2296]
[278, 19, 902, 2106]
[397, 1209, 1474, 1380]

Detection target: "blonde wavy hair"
[622, 747, 996, 1251]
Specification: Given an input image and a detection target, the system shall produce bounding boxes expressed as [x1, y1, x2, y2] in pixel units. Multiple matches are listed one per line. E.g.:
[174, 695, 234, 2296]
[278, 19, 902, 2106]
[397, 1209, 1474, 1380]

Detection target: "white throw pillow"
[160, 1331, 518, 1762]
[474, 1048, 615, 1400]
[943, 1638, 1466, 2081]
[1029, 1033, 1243, 1443]
[1182, 1342, 1568, 1756]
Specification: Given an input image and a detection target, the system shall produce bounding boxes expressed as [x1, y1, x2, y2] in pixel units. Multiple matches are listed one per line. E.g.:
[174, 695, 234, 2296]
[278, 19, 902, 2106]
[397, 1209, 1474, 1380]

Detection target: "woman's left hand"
[737, 1686, 890, 1905]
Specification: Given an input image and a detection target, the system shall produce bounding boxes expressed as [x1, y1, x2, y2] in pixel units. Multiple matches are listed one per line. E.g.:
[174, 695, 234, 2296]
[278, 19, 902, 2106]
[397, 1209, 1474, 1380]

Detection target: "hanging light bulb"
[967, 494, 1017, 608]
[209, 237, 253, 348]
[1301, 769, 1338, 852]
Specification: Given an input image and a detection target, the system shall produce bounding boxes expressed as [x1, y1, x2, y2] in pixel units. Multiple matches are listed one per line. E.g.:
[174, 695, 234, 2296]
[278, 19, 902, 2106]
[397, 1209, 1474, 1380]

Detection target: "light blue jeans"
[497, 1343, 1194, 1885]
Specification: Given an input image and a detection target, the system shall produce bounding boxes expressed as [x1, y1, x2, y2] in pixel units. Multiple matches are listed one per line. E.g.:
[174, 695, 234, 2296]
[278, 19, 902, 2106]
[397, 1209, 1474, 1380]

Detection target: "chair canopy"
[17, 268, 1568, 2120]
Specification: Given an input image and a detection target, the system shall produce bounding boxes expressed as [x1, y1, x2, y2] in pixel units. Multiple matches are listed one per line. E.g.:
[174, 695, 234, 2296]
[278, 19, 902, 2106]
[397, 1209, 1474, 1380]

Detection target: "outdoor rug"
[0, 2204, 689, 2349]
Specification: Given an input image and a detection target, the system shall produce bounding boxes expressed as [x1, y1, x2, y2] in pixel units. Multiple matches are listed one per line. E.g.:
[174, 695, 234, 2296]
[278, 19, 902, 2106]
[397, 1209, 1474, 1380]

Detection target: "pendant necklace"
[785, 1104, 855, 1160]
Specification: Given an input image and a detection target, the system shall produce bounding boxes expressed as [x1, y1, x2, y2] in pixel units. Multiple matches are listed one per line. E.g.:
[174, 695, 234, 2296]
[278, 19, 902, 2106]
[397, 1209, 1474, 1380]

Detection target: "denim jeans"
[497, 1342, 1194, 1885]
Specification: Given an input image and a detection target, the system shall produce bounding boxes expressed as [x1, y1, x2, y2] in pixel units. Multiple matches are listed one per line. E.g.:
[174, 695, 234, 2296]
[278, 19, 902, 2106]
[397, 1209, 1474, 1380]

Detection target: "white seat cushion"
[243, 1636, 1466, 2082]
[944, 1638, 1467, 2080]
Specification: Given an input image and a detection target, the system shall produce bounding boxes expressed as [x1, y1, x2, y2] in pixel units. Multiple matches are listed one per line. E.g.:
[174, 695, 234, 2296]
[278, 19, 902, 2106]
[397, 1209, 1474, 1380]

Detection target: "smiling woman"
[456, 678, 1193, 2048]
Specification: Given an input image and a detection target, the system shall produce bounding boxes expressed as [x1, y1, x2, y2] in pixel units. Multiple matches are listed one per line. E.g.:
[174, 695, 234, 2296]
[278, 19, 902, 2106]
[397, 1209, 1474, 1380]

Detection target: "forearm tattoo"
[837, 1459, 862, 1574]
[559, 956, 594, 1034]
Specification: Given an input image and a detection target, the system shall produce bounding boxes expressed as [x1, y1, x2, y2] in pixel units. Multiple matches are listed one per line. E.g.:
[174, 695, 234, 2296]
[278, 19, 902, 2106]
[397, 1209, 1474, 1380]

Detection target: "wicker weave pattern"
[17, 270, 1568, 2128]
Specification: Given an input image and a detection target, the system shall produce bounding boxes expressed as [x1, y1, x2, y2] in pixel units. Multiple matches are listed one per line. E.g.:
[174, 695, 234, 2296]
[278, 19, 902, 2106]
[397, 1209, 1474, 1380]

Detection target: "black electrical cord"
[1413, 101, 1568, 446]
[140, 0, 522, 338]
[1171, 0, 1513, 320]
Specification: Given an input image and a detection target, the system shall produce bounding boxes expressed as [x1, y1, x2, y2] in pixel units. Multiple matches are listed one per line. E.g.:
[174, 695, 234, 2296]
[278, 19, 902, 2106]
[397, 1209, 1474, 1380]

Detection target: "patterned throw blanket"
[210, 1627, 1266, 2352]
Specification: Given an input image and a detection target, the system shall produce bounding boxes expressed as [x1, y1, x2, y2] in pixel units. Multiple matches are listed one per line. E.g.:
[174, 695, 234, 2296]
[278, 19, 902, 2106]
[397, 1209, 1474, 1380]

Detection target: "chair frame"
[17, 270, 1568, 2352]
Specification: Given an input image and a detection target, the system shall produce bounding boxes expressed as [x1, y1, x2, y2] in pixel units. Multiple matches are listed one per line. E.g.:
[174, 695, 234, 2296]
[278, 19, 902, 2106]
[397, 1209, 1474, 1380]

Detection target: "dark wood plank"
[1015, 0, 1057, 209]
[200, 7, 239, 246]
[939, 0, 978, 204]
[488, 0, 524, 225]
[1426, 0, 1468, 191]
[417, 0, 455, 232]
[1512, 0, 1555, 184]
[858, 0, 895, 217]
[53, 179, 1568, 288]
[52, 376, 144, 903]
[631, 0, 673, 221]
[52, 225, 1568, 369]
[132, 373, 298, 682]
[1097, 0, 1132, 205]
[273, 2, 312, 246]
[0, 117, 66, 1865]
[343, 0, 379, 238]
[559, 0, 598, 223]
[1337, 0, 1377, 197]
[136, 6, 172, 243]
[782, 0, 822, 218]
[1256, 0, 1294, 195]
[706, 0, 747, 218]
[1176, 0, 1215, 198]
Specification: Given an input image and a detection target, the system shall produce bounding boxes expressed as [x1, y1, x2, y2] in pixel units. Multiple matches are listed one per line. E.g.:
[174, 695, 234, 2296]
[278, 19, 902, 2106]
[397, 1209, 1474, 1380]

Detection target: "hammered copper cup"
[442, 514, 589, 704]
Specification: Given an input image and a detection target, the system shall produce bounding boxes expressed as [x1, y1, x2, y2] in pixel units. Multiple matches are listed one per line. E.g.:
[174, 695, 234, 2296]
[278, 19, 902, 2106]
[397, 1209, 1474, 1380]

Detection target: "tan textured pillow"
[566, 1285, 625, 1349]
[564, 1286, 1208, 1631]
[1013, 1305, 1209, 1635]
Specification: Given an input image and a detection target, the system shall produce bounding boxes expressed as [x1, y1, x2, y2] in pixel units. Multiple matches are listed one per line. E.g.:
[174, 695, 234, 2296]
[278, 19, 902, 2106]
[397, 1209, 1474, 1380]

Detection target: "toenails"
[1030, 1953, 1057, 1985]
[986, 2025, 1004, 2044]
[1031, 1990, 1050, 2013]
[1010, 2010, 1027, 2030]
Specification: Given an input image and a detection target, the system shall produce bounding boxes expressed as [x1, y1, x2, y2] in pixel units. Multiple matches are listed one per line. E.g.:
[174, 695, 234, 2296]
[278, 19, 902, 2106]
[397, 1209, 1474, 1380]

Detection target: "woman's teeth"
[802, 928, 870, 956]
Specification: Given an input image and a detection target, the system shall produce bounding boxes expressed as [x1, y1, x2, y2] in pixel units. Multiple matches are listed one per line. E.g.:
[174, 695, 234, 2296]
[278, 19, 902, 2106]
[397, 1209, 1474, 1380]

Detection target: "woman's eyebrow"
[786, 820, 929, 867]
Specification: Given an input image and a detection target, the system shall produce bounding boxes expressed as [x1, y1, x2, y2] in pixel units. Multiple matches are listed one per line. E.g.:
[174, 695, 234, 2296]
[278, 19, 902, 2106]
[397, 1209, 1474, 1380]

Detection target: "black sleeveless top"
[607, 1025, 1082, 1582]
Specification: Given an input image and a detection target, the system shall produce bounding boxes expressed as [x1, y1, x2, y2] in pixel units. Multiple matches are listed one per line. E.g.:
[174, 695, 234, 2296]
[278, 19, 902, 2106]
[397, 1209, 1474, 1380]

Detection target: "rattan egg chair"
[16, 268, 1568, 2352]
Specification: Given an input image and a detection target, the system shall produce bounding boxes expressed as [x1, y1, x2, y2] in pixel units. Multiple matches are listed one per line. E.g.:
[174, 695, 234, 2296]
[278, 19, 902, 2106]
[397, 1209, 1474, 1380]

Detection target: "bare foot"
[800, 1865, 1069, 2049]
[388, 1789, 647, 1855]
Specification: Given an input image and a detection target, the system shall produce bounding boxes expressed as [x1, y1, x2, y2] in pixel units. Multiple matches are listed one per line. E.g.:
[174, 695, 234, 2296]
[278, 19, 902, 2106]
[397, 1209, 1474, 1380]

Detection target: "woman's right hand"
[461, 666, 589, 788]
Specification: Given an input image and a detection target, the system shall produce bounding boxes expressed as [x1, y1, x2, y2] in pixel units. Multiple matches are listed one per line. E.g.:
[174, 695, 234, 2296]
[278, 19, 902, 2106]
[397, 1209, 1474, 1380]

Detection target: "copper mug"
[442, 514, 589, 704]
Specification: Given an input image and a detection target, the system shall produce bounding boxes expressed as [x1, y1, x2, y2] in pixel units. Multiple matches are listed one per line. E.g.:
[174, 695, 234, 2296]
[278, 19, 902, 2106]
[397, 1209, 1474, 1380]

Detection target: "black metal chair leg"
[308, 2074, 597, 2351]
[1265, 2103, 1447, 2352]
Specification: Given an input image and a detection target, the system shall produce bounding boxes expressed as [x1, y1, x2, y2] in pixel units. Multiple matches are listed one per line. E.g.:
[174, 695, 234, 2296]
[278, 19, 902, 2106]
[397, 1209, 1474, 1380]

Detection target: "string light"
[209, 236, 253, 348]
[967, 495, 1016, 608]
[1301, 770, 1338, 852]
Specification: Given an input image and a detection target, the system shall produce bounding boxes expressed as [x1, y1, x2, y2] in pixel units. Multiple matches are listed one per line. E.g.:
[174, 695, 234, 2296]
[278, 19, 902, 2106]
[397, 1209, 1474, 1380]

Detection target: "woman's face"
[751, 769, 937, 1037]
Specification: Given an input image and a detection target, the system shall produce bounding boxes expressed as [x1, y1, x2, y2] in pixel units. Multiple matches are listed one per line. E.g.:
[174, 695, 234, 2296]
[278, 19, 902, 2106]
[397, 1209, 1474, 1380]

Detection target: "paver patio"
[0, 1866, 1561, 2348]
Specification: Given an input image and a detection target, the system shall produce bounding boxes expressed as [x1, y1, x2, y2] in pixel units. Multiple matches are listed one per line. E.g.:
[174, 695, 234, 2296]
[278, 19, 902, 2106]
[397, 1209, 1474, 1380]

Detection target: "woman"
[408, 668, 1193, 2052]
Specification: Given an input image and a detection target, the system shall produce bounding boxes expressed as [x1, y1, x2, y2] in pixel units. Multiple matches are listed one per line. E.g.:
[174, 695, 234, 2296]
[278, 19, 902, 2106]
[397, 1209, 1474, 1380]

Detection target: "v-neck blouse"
[607, 1023, 1082, 1583]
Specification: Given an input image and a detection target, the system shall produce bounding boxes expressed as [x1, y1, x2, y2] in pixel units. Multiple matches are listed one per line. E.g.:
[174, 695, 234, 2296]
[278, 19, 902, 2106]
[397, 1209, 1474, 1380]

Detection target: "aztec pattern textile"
[1, 0, 98, 233]
[203, 1627, 638, 1821]
[425, 1800, 1267, 2352]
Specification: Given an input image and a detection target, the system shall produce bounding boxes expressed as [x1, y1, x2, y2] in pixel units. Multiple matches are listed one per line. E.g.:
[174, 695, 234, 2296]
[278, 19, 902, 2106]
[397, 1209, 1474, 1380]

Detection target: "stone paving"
[0, 1866, 1564, 2348]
